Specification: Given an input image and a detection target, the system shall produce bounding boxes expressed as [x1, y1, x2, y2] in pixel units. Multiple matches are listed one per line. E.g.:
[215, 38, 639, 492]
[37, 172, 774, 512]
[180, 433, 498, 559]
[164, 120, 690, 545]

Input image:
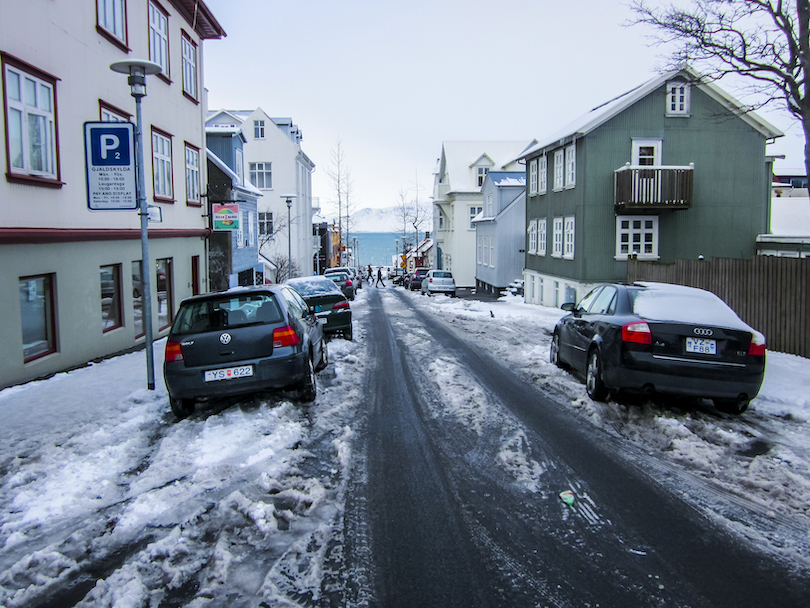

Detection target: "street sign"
[213, 203, 240, 230]
[84, 121, 137, 210]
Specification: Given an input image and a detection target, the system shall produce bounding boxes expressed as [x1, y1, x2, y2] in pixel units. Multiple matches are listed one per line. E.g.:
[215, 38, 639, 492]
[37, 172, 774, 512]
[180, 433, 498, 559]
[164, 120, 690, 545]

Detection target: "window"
[235, 148, 244, 186]
[470, 206, 482, 229]
[156, 258, 173, 330]
[3, 57, 59, 183]
[529, 159, 538, 195]
[486, 193, 493, 217]
[563, 216, 575, 259]
[254, 120, 265, 139]
[259, 212, 274, 237]
[477, 166, 489, 187]
[538, 218, 547, 256]
[490, 238, 495, 267]
[528, 220, 537, 254]
[565, 145, 576, 188]
[248, 210, 256, 246]
[185, 144, 200, 204]
[250, 162, 272, 189]
[477, 237, 483, 264]
[553, 150, 564, 191]
[20, 274, 56, 362]
[538, 155, 547, 194]
[181, 33, 198, 100]
[482, 236, 490, 266]
[616, 216, 659, 259]
[148, 2, 169, 75]
[101, 264, 123, 332]
[132, 261, 143, 337]
[100, 101, 129, 122]
[632, 139, 661, 166]
[97, 0, 127, 47]
[236, 210, 244, 249]
[552, 217, 563, 258]
[151, 128, 173, 200]
[667, 82, 690, 115]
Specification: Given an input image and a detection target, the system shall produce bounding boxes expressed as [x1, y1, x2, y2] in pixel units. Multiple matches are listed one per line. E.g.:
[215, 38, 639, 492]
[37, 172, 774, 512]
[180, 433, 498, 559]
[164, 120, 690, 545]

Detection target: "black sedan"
[325, 271, 355, 300]
[163, 285, 327, 418]
[286, 276, 353, 341]
[550, 282, 766, 414]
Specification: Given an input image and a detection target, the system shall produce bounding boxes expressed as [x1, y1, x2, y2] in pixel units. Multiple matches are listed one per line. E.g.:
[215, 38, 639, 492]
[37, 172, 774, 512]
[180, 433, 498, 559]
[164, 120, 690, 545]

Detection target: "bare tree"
[630, 0, 810, 177]
[393, 184, 431, 262]
[266, 254, 299, 284]
[324, 139, 357, 264]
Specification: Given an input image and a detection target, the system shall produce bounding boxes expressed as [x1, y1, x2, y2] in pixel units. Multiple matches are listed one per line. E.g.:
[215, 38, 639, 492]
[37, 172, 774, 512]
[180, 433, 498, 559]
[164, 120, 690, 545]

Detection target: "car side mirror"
[561, 302, 576, 312]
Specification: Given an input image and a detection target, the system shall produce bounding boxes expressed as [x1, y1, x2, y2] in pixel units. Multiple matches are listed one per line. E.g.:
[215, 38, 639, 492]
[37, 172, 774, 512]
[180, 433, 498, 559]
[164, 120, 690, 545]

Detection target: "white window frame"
[529, 159, 538, 195]
[148, 2, 169, 75]
[470, 205, 482, 229]
[615, 215, 659, 260]
[152, 129, 173, 199]
[632, 139, 662, 166]
[565, 145, 576, 188]
[477, 166, 489, 187]
[259, 211, 274, 237]
[185, 145, 200, 204]
[486, 193, 494, 217]
[528, 220, 537, 254]
[4, 62, 58, 180]
[250, 161, 272, 189]
[248, 210, 256, 246]
[553, 150, 564, 191]
[490, 237, 495, 267]
[552, 217, 563, 258]
[181, 33, 198, 100]
[538, 218, 547, 256]
[563, 216, 575, 259]
[666, 82, 690, 116]
[254, 120, 265, 139]
[477, 237, 483, 264]
[98, 0, 127, 45]
[235, 148, 244, 186]
[538, 155, 547, 194]
[236, 210, 244, 249]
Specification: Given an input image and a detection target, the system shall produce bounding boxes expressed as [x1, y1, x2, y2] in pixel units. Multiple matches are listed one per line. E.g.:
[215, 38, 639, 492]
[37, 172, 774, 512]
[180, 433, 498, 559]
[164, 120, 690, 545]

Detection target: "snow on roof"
[206, 149, 263, 197]
[439, 141, 534, 193]
[520, 66, 783, 160]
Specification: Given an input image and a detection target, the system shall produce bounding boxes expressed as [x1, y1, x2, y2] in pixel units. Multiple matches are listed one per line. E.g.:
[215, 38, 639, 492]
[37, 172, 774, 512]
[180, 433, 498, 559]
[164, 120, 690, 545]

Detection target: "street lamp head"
[110, 60, 162, 98]
[281, 193, 297, 209]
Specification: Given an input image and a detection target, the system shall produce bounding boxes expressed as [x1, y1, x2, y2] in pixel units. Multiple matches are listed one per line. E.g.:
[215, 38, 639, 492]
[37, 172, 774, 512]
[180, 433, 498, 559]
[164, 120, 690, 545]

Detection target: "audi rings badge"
[693, 328, 714, 337]
[220, 333, 232, 344]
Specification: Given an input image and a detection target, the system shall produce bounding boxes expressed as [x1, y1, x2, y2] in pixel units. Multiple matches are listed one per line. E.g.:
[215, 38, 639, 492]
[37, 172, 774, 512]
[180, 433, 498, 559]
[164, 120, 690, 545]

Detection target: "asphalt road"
[339, 287, 810, 607]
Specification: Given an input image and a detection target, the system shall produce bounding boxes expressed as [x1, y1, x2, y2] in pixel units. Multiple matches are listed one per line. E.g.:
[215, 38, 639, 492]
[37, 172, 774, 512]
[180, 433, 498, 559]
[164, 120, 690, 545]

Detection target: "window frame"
[156, 257, 173, 330]
[538, 155, 547, 194]
[469, 205, 482, 229]
[552, 217, 563, 258]
[528, 159, 538, 195]
[615, 215, 660, 260]
[477, 166, 489, 187]
[565, 144, 576, 188]
[249, 161, 272, 189]
[151, 127, 174, 201]
[184, 142, 200, 205]
[97, 0, 129, 51]
[666, 81, 690, 116]
[2, 54, 61, 187]
[486, 192, 494, 217]
[100, 264, 123, 333]
[181, 30, 199, 102]
[527, 219, 538, 254]
[132, 260, 144, 337]
[148, 1, 170, 79]
[553, 150, 564, 191]
[20, 273, 57, 363]
[563, 216, 575, 260]
[259, 211, 274, 237]
[538, 218, 547, 256]
[254, 120, 265, 139]
[99, 100, 130, 122]
[632, 139, 662, 166]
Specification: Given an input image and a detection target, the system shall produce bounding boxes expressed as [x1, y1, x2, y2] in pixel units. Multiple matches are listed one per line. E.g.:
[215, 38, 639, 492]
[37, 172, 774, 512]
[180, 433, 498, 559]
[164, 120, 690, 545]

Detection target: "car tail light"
[333, 301, 350, 310]
[273, 326, 301, 347]
[346, 280, 352, 287]
[622, 321, 652, 345]
[165, 340, 184, 362]
[429, 277, 433, 283]
[749, 331, 766, 356]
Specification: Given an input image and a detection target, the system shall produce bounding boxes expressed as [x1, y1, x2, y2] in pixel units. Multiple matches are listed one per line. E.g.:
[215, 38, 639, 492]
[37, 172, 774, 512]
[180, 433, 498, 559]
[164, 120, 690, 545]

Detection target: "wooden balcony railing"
[615, 163, 693, 210]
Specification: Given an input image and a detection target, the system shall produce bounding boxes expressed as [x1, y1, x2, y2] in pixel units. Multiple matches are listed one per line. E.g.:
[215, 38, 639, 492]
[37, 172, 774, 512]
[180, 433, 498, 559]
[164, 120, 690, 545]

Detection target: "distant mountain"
[348, 207, 433, 233]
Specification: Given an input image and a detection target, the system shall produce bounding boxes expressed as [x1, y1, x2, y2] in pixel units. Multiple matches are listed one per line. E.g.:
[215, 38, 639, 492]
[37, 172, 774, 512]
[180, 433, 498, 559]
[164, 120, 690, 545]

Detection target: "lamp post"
[110, 59, 162, 390]
[282, 194, 297, 280]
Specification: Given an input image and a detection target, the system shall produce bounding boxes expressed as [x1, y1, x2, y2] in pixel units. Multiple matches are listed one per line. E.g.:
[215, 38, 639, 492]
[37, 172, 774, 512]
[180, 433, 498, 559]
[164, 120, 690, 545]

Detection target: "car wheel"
[315, 340, 329, 371]
[715, 397, 750, 415]
[297, 356, 317, 402]
[550, 332, 568, 369]
[170, 397, 195, 419]
[344, 323, 353, 341]
[586, 349, 609, 401]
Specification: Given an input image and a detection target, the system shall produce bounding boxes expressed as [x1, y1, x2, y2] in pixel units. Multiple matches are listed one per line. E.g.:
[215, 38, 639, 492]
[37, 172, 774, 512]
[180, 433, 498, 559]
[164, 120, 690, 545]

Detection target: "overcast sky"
[202, 0, 805, 213]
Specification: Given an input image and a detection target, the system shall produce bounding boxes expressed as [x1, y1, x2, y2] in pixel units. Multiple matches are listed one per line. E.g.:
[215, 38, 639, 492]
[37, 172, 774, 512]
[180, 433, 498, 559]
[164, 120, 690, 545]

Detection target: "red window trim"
[184, 141, 202, 207]
[20, 273, 58, 363]
[148, 0, 172, 83]
[101, 263, 124, 333]
[180, 30, 199, 104]
[96, 0, 130, 52]
[151, 125, 175, 204]
[99, 99, 132, 121]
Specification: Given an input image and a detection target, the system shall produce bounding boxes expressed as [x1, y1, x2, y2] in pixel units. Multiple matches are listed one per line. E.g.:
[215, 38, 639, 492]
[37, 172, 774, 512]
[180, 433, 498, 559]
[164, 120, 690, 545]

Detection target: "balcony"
[615, 163, 693, 210]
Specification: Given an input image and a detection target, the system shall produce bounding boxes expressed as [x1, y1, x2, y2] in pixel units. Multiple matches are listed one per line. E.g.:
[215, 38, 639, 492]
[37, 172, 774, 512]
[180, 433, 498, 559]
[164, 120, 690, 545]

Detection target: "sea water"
[349, 232, 410, 269]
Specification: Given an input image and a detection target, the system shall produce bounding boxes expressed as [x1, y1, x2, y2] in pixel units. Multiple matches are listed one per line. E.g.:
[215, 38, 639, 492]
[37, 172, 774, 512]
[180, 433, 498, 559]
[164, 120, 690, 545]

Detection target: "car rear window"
[172, 293, 282, 335]
[288, 279, 342, 296]
[433, 272, 452, 278]
[628, 286, 750, 329]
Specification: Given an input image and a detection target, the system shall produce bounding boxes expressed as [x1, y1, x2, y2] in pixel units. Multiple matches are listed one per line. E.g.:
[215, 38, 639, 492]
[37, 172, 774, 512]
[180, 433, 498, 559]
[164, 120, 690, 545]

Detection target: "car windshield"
[328, 273, 350, 282]
[628, 284, 750, 329]
[172, 293, 282, 335]
[288, 278, 342, 296]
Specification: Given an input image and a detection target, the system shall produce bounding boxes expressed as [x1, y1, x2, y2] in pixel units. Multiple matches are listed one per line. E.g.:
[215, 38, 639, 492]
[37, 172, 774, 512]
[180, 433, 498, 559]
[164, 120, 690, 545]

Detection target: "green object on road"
[560, 490, 575, 506]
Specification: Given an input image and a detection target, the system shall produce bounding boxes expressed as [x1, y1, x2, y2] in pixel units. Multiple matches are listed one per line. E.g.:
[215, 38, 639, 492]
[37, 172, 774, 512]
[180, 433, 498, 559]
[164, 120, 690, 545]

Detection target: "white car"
[420, 270, 456, 296]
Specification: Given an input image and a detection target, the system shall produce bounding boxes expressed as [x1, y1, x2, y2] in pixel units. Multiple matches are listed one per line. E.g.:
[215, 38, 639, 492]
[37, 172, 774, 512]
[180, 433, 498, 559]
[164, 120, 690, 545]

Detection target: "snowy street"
[1, 285, 809, 606]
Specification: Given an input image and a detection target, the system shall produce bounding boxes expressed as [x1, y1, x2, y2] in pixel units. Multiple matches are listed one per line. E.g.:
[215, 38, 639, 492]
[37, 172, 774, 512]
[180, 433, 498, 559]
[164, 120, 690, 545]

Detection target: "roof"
[519, 66, 784, 160]
[168, 0, 226, 40]
[438, 141, 534, 193]
[206, 149, 263, 197]
[485, 171, 526, 187]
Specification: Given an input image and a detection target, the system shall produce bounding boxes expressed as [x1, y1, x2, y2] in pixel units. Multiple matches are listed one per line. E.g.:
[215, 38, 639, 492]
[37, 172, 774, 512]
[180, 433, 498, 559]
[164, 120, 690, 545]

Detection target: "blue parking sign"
[85, 121, 137, 210]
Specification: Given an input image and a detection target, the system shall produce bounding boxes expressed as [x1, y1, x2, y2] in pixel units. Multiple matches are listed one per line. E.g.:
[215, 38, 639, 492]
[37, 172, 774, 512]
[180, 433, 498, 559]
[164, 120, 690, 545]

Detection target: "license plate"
[686, 337, 716, 355]
[204, 365, 253, 382]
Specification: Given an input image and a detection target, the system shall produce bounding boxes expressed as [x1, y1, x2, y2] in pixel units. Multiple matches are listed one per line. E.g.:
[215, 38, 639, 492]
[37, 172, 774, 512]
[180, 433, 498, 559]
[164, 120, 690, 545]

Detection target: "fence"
[626, 256, 810, 358]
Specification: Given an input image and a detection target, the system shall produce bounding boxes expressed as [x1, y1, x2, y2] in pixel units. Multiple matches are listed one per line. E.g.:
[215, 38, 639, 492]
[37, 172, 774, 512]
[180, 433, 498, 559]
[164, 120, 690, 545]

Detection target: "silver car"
[421, 270, 456, 296]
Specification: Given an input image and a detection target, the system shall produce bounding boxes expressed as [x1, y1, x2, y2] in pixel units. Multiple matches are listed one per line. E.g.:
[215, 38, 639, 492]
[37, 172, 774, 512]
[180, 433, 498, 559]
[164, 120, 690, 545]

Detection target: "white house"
[431, 141, 533, 288]
[0, 0, 224, 389]
[206, 109, 316, 278]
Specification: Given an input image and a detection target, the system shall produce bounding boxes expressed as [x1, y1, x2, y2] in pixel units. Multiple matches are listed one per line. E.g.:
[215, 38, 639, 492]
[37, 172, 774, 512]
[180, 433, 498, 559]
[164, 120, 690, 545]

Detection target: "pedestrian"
[375, 267, 385, 287]
[367, 264, 372, 281]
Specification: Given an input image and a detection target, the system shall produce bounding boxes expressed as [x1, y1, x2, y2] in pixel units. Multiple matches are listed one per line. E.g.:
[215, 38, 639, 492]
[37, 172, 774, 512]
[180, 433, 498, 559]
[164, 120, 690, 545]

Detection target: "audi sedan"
[286, 275, 353, 341]
[550, 282, 766, 414]
[163, 285, 327, 419]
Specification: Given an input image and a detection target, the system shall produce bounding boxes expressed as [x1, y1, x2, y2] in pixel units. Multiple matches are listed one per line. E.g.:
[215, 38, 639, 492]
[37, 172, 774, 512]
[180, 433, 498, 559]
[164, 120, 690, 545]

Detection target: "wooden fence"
[626, 256, 810, 359]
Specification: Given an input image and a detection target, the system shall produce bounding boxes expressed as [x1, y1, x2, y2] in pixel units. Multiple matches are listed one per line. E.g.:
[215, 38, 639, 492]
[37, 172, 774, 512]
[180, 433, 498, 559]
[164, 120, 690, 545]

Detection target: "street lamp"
[282, 194, 297, 280]
[110, 59, 162, 391]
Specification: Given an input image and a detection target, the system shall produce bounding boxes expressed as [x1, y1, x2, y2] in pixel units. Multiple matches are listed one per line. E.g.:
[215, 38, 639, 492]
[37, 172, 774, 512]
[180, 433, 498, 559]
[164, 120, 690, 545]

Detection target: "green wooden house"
[519, 67, 783, 307]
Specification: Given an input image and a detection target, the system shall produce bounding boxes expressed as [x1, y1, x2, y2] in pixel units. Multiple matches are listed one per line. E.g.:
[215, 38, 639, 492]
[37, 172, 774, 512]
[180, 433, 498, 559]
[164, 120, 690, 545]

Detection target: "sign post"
[84, 122, 137, 210]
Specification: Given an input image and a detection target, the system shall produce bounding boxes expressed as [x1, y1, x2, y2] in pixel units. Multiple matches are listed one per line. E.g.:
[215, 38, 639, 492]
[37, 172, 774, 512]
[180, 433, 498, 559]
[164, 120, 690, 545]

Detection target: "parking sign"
[84, 121, 137, 210]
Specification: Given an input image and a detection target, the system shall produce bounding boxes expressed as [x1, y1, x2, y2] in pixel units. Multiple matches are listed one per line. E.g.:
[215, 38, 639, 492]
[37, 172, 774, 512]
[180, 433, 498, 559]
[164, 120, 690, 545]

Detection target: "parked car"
[391, 268, 406, 286]
[325, 267, 360, 291]
[549, 282, 766, 414]
[287, 276, 352, 341]
[405, 268, 430, 291]
[421, 270, 456, 296]
[163, 285, 327, 419]
[325, 271, 355, 300]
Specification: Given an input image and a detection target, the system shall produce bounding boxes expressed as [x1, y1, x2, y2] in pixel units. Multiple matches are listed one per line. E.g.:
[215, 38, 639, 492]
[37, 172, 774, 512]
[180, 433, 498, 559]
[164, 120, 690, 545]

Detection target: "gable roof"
[438, 141, 534, 193]
[519, 66, 783, 160]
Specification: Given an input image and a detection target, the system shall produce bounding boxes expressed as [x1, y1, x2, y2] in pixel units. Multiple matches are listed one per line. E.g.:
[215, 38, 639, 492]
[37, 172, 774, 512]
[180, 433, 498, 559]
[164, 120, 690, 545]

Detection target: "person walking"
[375, 267, 385, 287]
